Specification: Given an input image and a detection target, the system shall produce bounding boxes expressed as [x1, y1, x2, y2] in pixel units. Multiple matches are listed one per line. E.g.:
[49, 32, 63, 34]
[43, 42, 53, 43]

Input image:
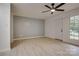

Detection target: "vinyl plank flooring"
[0, 37, 79, 56]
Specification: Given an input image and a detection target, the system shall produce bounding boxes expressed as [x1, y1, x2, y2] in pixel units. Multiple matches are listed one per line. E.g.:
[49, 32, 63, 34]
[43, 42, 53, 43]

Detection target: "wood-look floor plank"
[0, 37, 79, 56]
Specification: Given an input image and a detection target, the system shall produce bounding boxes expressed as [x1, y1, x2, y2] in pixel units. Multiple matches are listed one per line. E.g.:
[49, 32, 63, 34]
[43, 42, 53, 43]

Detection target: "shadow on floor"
[11, 40, 24, 49]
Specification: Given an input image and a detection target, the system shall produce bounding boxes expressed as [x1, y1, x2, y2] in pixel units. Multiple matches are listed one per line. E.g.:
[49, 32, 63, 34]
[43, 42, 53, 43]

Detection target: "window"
[70, 15, 79, 40]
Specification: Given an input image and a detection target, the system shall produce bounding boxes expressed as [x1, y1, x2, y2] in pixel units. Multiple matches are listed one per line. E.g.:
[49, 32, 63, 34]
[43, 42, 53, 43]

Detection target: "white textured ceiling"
[12, 3, 79, 19]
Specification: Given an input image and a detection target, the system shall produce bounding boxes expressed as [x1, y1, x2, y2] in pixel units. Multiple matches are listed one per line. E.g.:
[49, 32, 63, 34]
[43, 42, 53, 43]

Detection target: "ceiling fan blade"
[51, 3, 55, 8]
[51, 12, 53, 14]
[55, 9, 64, 11]
[41, 10, 50, 13]
[55, 3, 65, 9]
[44, 5, 51, 9]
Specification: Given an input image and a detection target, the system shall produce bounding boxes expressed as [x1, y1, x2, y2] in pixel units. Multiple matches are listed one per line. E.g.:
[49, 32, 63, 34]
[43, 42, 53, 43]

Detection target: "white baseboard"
[45, 36, 62, 41]
[45, 36, 56, 39]
[14, 36, 44, 40]
[0, 48, 10, 52]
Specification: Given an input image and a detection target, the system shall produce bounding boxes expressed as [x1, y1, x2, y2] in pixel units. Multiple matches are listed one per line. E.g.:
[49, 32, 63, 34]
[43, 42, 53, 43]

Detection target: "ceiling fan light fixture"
[42, 3, 65, 14]
[51, 9, 55, 12]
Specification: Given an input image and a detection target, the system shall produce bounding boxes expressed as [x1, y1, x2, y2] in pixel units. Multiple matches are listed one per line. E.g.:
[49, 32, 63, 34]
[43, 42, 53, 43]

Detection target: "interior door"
[62, 17, 70, 42]
[56, 17, 63, 40]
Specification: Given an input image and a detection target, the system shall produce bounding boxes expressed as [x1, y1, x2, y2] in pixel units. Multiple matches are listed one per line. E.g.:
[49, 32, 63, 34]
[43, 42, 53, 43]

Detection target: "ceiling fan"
[42, 3, 65, 14]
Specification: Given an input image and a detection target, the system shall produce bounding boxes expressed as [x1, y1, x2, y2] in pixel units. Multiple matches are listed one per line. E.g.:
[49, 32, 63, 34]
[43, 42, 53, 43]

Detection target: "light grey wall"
[45, 8, 79, 45]
[10, 13, 13, 43]
[13, 16, 44, 38]
[0, 4, 10, 50]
